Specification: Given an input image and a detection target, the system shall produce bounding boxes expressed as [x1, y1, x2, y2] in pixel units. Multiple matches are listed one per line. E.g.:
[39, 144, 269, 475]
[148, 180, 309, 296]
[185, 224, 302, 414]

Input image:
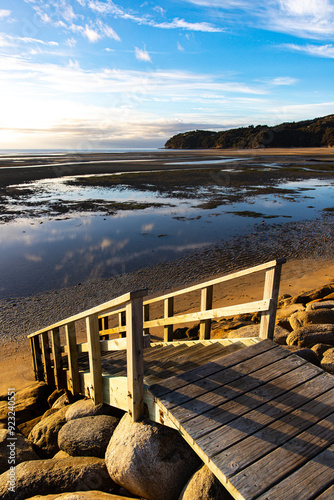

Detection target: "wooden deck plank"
[256, 445, 334, 500]
[230, 412, 334, 499]
[144, 343, 237, 386]
[212, 373, 334, 478]
[149, 339, 275, 398]
[203, 383, 334, 466]
[183, 362, 326, 443]
[158, 353, 307, 423]
[154, 346, 291, 411]
[315, 484, 334, 499]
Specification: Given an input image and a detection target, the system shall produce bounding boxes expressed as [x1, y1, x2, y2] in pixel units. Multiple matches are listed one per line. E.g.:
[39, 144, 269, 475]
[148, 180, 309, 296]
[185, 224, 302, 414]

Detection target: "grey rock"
[0, 382, 52, 427]
[227, 324, 259, 338]
[58, 415, 119, 458]
[105, 413, 201, 500]
[28, 406, 68, 457]
[282, 346, 320, 366]
[47, 389, 67, 408]
[311, 343, 333, 360]
[286, 324, 334, 347]
[65, 400, 118, 421]
[0, 456, 116, 500]
[306, 300, 334, 310]
[321, 348, 334, 374]
[291, 285, 334, 305]
[289, 309, 334, 330]
[52, 393, 71, 410]
[26, 491, 138, 499]
[0, 430, 39, 474]
[179, 464, 233, 500]
[226, 324, 289, 345]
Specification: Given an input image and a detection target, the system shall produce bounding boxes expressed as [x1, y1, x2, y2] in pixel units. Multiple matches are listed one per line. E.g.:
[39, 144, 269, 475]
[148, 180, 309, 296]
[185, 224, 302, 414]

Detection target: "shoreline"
[1, 147, 334, 187]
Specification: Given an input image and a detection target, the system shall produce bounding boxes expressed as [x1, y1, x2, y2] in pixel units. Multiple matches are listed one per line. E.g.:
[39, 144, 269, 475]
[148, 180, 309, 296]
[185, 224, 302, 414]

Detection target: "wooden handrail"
[28, 259, 286, 422]
[97, 258, 286, 320]
[143, 258, 285, 305]
[27, 289, 147, 338]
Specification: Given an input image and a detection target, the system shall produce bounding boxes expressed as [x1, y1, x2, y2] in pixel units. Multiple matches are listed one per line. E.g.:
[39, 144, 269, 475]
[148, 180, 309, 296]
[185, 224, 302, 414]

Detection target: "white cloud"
[177, 41, 184, 51]
[0, 33, 59, 47]
[154, 18, 223, 32]
[270, 77, 298, 86]
[283, 43, 334, 58]
[0, 10, 11, 19]
[96, 20, 121, 41]
[184, 0, 334, 38]
[66, 37, 77, 47]
[83, 25, 101, 42]
[135, 47, 152, 62]
[154, 6, 166, 16]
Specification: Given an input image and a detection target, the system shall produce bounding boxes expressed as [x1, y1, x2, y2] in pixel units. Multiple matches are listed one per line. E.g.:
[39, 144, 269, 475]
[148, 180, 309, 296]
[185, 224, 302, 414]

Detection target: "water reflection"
[0, 175, 333, 298]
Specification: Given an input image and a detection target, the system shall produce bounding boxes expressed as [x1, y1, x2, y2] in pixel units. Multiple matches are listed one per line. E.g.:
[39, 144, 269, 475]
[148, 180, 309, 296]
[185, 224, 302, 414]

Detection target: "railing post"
[199, 285, 213, 340]
[126, 294, 145, 422]
[41, 332, 55, 386]
[164, 297, 174, 342]
[51, 327, 66, 389]
[65, 322, 81, 395]
[119, 310, 126, 338]
[259, 259, 286, 340]
[30, 336, 44, 381]
[143, 303, 150, 336]
[86, 313, 103, 404]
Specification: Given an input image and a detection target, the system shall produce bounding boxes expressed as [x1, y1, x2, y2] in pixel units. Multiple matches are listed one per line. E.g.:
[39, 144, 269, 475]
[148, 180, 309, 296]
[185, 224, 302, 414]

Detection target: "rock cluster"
[209, 282, 334, 372]
[0, 282, 333, 499]
[0, 384, 232, 499]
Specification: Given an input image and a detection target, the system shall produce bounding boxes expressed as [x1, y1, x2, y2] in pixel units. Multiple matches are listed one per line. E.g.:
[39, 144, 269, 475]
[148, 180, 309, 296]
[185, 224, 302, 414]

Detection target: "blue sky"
[0, 0, 334, 149]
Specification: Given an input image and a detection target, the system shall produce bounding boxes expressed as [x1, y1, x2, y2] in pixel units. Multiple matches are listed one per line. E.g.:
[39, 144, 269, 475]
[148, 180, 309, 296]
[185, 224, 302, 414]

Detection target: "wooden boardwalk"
[27, 259, 334, 499]
[148, 339, 334, 500]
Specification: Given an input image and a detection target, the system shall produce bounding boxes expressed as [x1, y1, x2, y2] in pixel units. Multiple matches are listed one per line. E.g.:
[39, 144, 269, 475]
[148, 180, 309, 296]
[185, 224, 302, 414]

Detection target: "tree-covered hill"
[164, 115, 334, 149]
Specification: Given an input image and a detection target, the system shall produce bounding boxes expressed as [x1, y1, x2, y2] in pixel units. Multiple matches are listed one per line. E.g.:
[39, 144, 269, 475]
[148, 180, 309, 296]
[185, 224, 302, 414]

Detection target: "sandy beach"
[1, 148, 334, 394]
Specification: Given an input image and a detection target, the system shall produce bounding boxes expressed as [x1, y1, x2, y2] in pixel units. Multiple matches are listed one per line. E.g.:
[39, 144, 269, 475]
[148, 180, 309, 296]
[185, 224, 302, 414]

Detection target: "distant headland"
[165, 114, 334, 149]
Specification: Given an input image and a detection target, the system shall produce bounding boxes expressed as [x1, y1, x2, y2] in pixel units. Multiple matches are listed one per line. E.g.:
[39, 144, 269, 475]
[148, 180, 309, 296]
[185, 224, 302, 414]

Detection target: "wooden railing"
[28, 290, 148, 421]
[99, 258, 286, 342]
[27, 258, 285, 422]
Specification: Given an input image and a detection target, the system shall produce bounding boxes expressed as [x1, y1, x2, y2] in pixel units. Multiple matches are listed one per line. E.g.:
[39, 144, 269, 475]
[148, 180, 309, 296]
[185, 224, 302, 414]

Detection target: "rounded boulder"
[289, 310, 334, 331]
[105, 413, 201, 500]
[0, 456, 117, 500]
[58, 415, 120, 458]
[179, 464, 233, 500]
[0, 430, 39, 474]
[65, 399, 119, 421]
[286, 324, 334, 348]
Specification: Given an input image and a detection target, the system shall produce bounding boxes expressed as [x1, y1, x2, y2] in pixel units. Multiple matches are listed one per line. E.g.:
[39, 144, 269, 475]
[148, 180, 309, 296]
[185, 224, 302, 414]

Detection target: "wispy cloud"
[0, 33, 59, 47]
[154, 18, 223, 32]
[0, 9, 11, 19]
[184, 0, 334, 38]
[269, 76, 298, 86]
[135, 47, 152, 62]
[283, 43, 334, 58]
[87, 0, 222, 32]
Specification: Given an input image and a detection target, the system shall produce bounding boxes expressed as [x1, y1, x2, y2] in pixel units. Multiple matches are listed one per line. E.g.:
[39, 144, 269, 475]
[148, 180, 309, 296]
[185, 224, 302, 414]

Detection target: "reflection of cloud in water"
[24, 253, 43, 263]
[54, 238, 130, 275]
[105, 242, 210, 267]
[141, 223, 154, 233]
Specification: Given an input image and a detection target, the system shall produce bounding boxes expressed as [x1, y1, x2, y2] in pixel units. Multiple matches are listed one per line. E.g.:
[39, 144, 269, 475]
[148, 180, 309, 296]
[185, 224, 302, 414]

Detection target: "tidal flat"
[0, 149, 334, 300]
